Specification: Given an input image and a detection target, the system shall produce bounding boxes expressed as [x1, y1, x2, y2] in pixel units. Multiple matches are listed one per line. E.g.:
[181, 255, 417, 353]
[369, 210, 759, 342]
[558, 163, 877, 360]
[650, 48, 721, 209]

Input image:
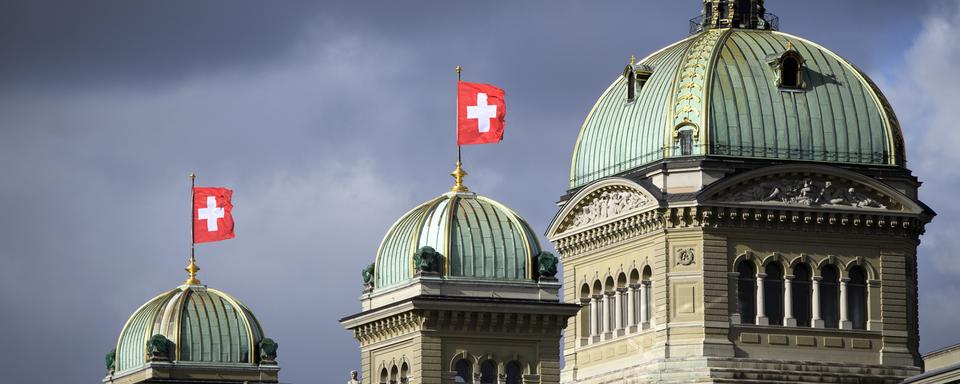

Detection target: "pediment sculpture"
[566, 188, 652, 231]
[715, 176, 899, 210]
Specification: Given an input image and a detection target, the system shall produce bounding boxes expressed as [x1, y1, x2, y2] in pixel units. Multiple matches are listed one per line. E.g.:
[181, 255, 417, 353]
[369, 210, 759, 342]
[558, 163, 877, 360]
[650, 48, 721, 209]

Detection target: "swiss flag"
[457, 81, 506, 145]
[193, 187, 235, 244]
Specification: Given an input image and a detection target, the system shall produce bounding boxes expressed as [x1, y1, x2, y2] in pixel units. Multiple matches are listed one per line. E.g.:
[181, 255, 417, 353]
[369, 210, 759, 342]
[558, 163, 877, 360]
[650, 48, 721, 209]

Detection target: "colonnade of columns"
[584, 281, 651, 343]
[747, 274, 855, 329]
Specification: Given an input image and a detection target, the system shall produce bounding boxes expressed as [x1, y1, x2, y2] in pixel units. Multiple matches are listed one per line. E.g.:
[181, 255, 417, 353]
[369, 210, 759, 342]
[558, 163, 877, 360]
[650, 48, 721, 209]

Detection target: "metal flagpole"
[451, 66, 469, 193]
[186, 172, 200, 285]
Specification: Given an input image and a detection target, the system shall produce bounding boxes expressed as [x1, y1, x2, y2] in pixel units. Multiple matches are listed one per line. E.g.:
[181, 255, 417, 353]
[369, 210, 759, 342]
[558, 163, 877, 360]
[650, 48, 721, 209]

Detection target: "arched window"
[642, 266, 653, 325]
[604, 276, 616, 333]
[821, 265, 841, 328]
[480, 360, 497, 384]
[580, 283, 591, 339]
[780, 53, 802, 89]
[792, 264, 812, 327]
[764, 262, 785, 325]
[380, 367, 388, 384]
[454, 359, 472, 383]
[390, 365, 398, 384]
[737, 261, 756, 324]
[848, 266, 868, 330]
[505, 361, 522, 384]
[399, 362, 409, 384]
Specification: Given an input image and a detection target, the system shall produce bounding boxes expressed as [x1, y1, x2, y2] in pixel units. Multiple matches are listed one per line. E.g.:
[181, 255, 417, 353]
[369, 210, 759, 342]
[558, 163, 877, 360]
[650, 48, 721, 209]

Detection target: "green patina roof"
[374, 192, 541, 289]
[114, 285, 264, 373]
[571, 28, 905, 188]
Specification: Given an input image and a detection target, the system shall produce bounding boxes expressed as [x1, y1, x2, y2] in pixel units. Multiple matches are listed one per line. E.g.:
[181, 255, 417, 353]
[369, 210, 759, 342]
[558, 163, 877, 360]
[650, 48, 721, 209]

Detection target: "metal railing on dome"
[689, 13, 780, 34]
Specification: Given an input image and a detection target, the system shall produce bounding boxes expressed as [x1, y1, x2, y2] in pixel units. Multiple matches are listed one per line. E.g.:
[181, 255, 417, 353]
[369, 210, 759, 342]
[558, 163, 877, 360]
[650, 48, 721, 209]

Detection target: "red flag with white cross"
[193, 187, 235, 243]
[457, 81, 506, 145]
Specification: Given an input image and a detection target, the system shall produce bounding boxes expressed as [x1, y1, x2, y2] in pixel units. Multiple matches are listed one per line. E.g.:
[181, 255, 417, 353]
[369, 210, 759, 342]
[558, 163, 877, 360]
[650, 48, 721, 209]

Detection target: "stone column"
[811, 276, 824, 328]
[867, 280, 882, 331]
[602, 292, 614, 339]
[615, 288, 626, 335]
[840, 277, 852, 329]
[640, 281, 650, 329]
[627, 284, 638, 332]
[729, 272, 742, 324]
[755, 273, 768, 325]
[784, 275, 796, 326]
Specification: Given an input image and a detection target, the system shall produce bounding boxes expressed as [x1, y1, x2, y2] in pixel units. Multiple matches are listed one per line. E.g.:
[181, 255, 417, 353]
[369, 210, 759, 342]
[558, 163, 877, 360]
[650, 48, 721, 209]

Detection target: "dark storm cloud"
[0, 1, 954, 383]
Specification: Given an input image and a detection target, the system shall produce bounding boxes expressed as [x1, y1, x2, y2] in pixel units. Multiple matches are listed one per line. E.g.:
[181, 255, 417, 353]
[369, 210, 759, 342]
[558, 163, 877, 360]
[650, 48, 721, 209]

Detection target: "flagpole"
[186, 172, 200, 285]
[456, 65, 462, 165]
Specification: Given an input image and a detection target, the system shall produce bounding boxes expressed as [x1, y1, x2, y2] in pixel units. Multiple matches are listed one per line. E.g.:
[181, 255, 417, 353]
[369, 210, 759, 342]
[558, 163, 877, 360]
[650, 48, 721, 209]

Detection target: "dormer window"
[624, 56, 654, 102]
[768, 43, 806, 90]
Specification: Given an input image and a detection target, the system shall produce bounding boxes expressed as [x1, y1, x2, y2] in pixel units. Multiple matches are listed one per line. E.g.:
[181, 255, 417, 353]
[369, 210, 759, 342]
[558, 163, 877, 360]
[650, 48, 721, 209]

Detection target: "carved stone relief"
[565, 188, 651, 232]
[676, 248, 696, 266]
[715, 176, 898, 210]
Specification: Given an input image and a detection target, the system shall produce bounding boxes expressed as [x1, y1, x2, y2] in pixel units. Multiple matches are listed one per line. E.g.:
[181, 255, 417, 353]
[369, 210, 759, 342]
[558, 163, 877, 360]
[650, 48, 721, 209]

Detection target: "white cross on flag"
[193, 187, 235, 243]
[457, 81, 506, 145]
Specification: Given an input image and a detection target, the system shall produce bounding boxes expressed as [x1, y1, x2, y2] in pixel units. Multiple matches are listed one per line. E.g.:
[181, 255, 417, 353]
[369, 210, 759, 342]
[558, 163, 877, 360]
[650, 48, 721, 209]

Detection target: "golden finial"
[630, 55, 636, 66]
[455, 65, 462, 74]
[185, 255, 201, 285]
[450, 161, 469, 192]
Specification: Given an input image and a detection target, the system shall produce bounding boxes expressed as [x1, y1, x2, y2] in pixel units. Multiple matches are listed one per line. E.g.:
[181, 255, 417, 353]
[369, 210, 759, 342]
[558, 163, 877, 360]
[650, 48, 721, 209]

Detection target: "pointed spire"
[450, 161, 469, 193]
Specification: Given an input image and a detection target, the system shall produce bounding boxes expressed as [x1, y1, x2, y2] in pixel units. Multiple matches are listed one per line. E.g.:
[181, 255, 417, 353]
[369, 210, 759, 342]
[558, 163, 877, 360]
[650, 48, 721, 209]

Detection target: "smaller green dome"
[114, 284, 265, 373]
[374, 191, 542, 289]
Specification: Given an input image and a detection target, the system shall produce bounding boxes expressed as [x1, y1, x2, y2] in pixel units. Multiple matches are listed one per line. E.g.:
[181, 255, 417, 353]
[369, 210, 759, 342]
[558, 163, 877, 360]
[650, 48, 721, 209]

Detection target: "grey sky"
[0, 1, 956, 382]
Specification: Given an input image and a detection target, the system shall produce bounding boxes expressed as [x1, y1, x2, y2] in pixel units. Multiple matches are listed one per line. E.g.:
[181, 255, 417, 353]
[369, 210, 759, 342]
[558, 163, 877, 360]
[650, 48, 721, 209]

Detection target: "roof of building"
[374, 190, 542, 290]
[113, 282, 265, 374]
[570, 28, 904, 188]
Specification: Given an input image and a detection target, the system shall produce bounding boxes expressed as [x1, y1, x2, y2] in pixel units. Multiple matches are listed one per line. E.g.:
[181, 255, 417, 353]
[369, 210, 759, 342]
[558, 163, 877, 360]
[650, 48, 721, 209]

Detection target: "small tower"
[341, 168, 578, 384]
[104, 260, 280, 384]
[700, 0, 770, 30]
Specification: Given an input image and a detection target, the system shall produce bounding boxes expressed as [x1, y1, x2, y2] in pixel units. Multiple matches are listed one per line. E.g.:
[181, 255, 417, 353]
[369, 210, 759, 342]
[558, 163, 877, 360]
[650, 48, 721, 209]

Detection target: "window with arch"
[792, 264, 812, 327]
[454, 359, 472, 383]
[763, 262, 785, 325]
[399, 362, 409, 384]
[780, 55, 801, 88]
[390, 365, 398, 384]
[821, 265, 841, 328]
[380, 367, 388, 384]
[479, 360, 497, 384]
[737, 261, 756, 324]
[848, 266, 868, 330]
[580, 283, 592, 339]
[641, 265, 653, 325]
[604, 276, 616, 332]
[505, 361, 522, 384]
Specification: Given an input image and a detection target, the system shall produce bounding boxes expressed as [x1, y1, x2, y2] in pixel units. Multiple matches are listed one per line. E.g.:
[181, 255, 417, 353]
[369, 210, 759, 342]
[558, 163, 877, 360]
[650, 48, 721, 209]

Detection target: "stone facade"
[547, 161, 932, 383]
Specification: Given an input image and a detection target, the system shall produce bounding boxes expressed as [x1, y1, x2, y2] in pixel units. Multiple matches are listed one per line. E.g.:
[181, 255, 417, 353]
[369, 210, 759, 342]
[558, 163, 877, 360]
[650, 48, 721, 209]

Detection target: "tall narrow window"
[792, 264, 812, 327]
[821, 265, 841, 328]
[737, 261, 756, 324]
[505, 361, 522, 384]
[678, 128, 695, 156]
[389, 365, 398, 384]
[455, 360, 472, 383]
[849, 266, 868, 330]
[399, 363, 409, 384]
[764, 262, 785, 325]
[480, 361, 497, 384]
[380, 368, 388, 384]
[781, 56, 801, 89]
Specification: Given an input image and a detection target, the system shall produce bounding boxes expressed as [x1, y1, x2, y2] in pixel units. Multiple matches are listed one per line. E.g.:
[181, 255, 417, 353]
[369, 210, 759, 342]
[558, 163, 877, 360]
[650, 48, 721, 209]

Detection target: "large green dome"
[374, 191, 542, 290]
[113, 284, 266, 373]
[570, 28, 905, 188]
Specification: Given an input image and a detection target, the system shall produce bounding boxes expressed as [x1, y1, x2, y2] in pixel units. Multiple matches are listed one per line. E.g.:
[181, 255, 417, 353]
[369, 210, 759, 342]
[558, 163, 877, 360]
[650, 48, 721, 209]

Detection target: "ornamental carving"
[567, 189, 651, 231]
[716, 177, 897, 210]
[677, 248, 696, 266]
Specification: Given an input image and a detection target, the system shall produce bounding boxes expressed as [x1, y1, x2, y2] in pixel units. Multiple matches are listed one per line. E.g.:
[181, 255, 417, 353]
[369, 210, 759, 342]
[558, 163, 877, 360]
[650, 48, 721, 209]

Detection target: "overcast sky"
[1, 1, 958, 382]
